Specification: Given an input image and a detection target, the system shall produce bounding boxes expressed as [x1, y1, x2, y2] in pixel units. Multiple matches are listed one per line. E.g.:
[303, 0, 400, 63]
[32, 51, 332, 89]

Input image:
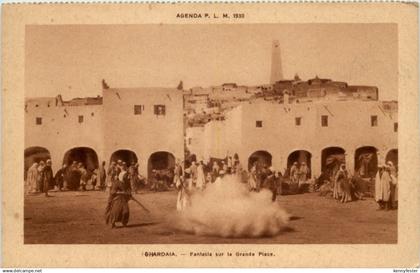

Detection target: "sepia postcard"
[2, 2, 419, 268]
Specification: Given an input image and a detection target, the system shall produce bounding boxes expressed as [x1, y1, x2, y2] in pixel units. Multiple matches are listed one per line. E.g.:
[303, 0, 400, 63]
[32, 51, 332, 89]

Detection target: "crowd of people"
[182, 156, 242, 188]
[174, 154, 305, 211]
[375, 161, 398, 210]
[25, 154, 311, 202]
[289, 162, 310, 184]
[103, 156, 399, 229]
[25, 153, 398, 228]
[316, 160, 398, 209]
[105, 160, 145, 194]
[26, 158, 148, 196]
[26, 160, 106, 195]
[26, 159, 54, 196]
[280, 161, 312, 194]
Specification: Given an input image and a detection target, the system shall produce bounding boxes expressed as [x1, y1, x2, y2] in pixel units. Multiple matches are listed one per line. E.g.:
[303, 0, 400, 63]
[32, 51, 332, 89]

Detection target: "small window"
[371, 115, 378, 127]
[78, 115, 84, 123]
[321, 115, 328, 127]
[154, 105, 166, 116]
[91, 112, 95, 117]
[36, 117, 42, 125]
[295, 117, 302, 126]
[134, 105, 144, 115]
[256, 120, 263, 128]
[188, 138, 192, 145]
[394, 122, 398, 132]
[35, 104, 39, 107]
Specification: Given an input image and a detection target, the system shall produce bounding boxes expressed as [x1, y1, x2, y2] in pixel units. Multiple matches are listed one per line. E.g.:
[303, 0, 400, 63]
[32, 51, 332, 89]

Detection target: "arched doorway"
[385, 149, 398, 171]
[287, 150, 312, 177]
[110, 149, 138, 166]
[24, 146, 51, 179]
[354, 146, 378, 178]
[147, 151, 176, 179]
[321, 147, 345, 179]
[62, 147, 99, 190]
[248, 150, 272, 171]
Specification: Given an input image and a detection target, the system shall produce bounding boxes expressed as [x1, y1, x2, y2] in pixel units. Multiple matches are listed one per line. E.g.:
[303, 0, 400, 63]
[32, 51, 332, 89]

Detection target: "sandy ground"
[24, 189, 397, 244]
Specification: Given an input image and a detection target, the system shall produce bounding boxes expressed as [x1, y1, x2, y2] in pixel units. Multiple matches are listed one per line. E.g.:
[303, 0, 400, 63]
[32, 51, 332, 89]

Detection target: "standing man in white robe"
[190, 161, 197, 189]
[248, 163, 258, 191]
[387, 161, 398, 209]
[290, 162, 299, 184]
[298, 162, 310, 188]
[26, 162, 39, 194]
[196, 161, 206, 190]
[375, 165, 392, 210]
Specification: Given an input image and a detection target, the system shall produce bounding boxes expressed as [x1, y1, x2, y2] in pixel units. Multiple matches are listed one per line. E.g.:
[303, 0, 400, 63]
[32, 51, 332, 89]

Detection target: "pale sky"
[25, 24, 397, 100]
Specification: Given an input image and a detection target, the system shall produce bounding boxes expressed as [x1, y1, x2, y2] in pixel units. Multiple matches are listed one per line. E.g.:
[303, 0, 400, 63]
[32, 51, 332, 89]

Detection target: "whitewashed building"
[25, 87, 184, 177]
[196, 98, 398, 178]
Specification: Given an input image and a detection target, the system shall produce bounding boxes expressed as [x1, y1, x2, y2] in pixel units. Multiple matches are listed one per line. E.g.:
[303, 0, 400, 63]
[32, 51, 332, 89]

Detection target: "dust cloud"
[174, 175, 290, 238]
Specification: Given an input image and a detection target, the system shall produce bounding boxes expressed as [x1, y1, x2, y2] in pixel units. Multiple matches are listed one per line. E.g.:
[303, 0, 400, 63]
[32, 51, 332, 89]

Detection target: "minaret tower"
[270, 40, 283, 84]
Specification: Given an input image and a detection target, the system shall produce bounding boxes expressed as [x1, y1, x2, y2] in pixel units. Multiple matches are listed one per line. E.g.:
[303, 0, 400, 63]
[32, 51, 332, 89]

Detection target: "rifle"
[130, 195, 151, 213]
[115, 191, 151, 213]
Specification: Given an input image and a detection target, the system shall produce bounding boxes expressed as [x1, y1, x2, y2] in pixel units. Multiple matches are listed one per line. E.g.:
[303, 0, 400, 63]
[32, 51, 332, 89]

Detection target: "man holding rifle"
[105, 162, 150, 229]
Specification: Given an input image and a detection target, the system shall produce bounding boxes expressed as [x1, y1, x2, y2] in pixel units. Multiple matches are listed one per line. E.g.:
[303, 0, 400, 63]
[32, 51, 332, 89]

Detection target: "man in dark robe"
[105, 164, 132, 228]
[43, 159, 54, 197]
[276, 171, 284, 196]
[255, 162, 265, 192]
[350, 173, 365, 200]
[66, 161, 81, 190]
[211, 161, 220, 183]
[98, 161, 106, 190]
[54, 164, 67, 191]
[128, 162, 139, 194]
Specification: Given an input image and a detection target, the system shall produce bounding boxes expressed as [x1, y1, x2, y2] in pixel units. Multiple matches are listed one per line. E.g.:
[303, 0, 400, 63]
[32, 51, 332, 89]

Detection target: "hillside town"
[24, 40, 398, 243]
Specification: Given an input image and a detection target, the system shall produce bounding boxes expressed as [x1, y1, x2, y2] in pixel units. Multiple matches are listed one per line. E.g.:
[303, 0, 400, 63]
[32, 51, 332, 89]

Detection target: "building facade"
[193, 99, 398, 178]
[25, 40, 397, 182]
[25, 87, 184, 177]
